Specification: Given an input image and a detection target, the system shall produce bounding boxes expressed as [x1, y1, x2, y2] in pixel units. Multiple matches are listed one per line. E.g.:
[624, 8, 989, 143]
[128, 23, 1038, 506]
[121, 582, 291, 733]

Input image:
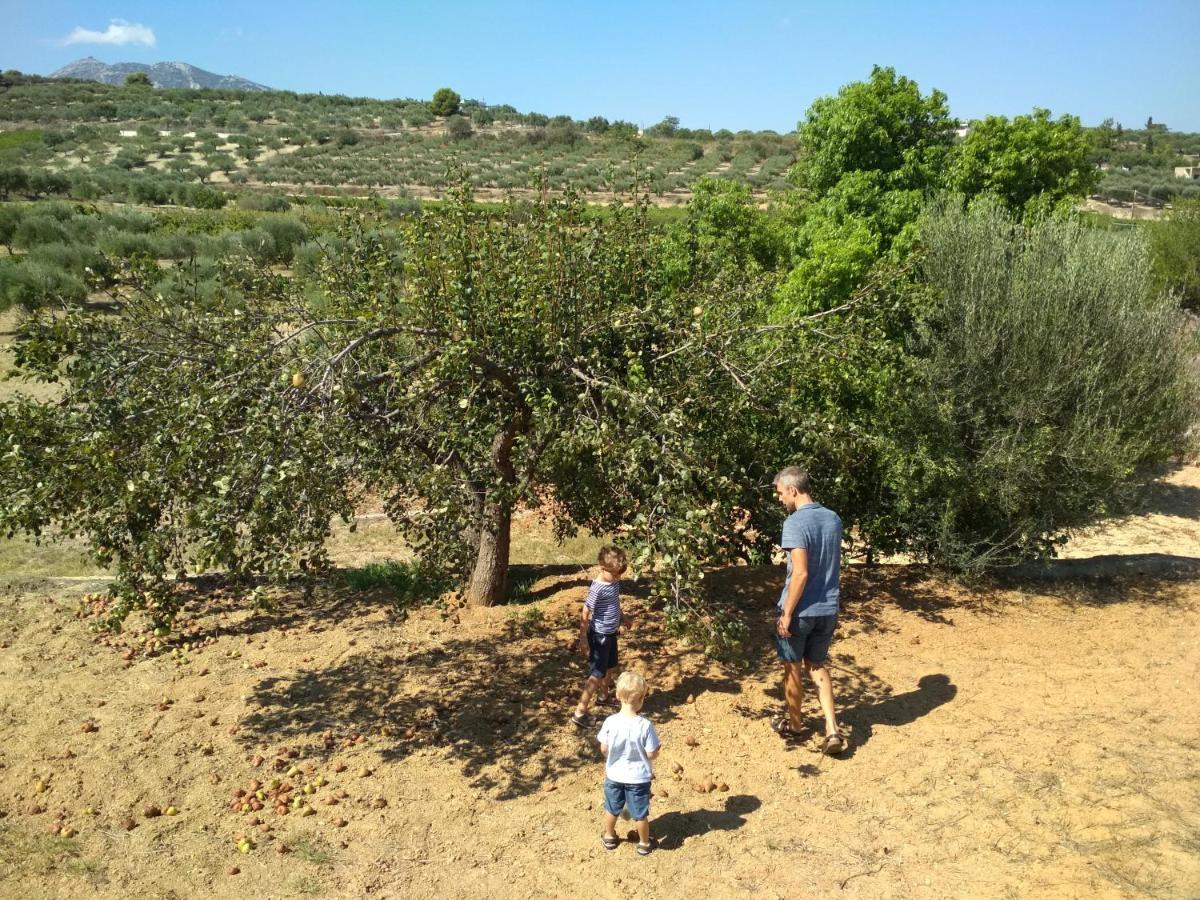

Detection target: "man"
[772, 466, 846, 755]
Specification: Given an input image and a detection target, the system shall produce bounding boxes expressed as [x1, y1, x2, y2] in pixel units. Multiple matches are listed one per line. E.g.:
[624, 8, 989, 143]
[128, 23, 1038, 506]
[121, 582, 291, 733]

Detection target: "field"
[0, 464, 1198, 898]
[0, 80, 796, 211]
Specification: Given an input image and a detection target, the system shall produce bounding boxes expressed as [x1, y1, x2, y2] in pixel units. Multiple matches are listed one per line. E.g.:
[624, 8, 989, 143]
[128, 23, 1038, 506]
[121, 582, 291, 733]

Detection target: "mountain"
[50, 57, 272, 92]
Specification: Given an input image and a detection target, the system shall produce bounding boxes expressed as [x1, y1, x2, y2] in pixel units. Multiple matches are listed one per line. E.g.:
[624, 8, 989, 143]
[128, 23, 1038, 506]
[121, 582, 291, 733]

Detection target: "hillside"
[0, 79, 797, 204]
[50, 57, 271, 92]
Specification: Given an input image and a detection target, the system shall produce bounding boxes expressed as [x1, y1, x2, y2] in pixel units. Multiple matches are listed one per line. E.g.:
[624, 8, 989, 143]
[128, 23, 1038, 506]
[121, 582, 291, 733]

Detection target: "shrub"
[258, 216, 309, 262]
[445, 115, 473, 141]
[891, 196, 1198, 570]
[239, 193, 292, 212]
[234, 228, 278, 264]
[13, 215, 69, 249]
[1148, 198, 1200, 309]
[0, 258, 88, 310]
[102, 209, 157, 233]
[98, 230, 158, 259]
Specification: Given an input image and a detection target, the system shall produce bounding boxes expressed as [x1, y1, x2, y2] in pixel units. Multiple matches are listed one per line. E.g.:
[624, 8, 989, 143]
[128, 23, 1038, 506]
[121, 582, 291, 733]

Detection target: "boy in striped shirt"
[572, 545, 628, 728]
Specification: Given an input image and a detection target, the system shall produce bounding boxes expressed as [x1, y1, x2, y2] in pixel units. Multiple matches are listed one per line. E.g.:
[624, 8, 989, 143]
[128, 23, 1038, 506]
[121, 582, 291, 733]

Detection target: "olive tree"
[889, 197, 1198, 570]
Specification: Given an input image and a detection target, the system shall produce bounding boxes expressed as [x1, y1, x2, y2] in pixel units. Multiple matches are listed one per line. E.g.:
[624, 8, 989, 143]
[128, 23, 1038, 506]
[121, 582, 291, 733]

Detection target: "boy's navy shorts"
[587, 628, 618, 678]
[774, 613, 838, 664]
[603, 778, 651, 820]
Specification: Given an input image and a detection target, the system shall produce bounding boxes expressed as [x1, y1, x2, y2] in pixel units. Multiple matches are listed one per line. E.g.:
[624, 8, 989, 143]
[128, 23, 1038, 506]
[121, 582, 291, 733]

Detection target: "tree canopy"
[430, 87, 462, 118]
[949, 109, 1098, 211]
[0, 184, 906, 653]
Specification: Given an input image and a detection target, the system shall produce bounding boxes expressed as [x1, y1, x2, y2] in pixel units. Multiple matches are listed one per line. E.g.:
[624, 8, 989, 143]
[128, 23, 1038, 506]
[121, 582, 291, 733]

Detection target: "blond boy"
[597, 671, 660, 855]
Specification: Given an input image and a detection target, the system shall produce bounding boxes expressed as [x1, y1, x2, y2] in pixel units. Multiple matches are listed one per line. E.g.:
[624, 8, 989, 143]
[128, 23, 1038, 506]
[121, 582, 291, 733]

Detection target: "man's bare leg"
[782, 661, 805, 731]
[806, 660, 841, 736]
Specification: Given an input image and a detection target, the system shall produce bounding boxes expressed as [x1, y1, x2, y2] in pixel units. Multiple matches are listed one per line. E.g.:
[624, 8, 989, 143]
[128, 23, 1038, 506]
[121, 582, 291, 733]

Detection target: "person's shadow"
[840, 673, 957, 755]
[650, 794, 761, 850]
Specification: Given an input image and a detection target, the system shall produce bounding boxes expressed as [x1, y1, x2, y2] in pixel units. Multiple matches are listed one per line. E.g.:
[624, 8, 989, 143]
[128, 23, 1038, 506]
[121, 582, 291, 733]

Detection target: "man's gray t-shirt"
[778, 502, 842, 617]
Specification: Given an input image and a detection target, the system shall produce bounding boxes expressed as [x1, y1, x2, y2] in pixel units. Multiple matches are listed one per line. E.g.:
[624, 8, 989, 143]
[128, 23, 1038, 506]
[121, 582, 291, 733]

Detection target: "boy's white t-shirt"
[597, 712, 660, 784]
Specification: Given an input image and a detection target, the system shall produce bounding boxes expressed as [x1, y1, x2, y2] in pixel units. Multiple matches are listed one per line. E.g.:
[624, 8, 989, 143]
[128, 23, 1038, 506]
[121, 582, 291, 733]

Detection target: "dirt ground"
[1, 472, 1199, 898]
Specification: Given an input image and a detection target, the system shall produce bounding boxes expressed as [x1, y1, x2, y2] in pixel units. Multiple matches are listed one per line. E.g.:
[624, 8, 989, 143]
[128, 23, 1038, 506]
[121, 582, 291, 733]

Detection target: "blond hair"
[615, 671, 647, 704]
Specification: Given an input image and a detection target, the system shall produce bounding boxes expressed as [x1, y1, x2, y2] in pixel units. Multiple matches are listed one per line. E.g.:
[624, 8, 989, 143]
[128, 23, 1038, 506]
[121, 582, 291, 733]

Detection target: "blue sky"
[3, 1, 1199, 132]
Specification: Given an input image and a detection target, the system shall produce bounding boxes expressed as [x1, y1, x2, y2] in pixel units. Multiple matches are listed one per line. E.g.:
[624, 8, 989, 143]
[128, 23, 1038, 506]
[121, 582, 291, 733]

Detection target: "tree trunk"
[465, 500, 512, 606]
[463, 418, 523, 606]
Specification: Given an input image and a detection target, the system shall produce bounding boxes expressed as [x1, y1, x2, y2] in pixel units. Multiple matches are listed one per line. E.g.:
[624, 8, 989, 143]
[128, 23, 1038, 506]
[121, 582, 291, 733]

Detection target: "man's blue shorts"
[587, 628, 618, 678]
[774, 612, 838, 664]
[603, 778, 651, 821]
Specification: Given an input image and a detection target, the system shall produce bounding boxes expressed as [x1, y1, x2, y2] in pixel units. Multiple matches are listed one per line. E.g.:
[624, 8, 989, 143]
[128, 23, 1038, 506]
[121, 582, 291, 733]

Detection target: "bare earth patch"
[0, 472, 1198, 897]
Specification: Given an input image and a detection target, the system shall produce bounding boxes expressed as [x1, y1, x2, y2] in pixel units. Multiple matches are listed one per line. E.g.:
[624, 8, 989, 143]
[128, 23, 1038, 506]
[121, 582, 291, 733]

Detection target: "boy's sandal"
[571, 711, 590, 729]
[820, 731, 847, 755]
[636, 837, 658, 856]
[601, 833, 620, 851]
[770, 715, 804, 740]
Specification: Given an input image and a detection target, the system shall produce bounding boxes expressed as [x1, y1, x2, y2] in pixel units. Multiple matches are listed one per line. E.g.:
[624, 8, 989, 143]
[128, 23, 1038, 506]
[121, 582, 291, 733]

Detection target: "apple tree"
[0, 183, 901, 652]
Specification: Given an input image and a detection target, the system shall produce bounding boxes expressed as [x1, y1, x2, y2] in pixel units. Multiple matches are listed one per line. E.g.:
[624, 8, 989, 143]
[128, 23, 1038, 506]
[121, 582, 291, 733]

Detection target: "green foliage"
[0, 183, 902, 655]
[791, 65, 954, 195]
[660, 178, 782, 282]
[336, 560, 454, 607]
[0, 130, 43, 151]
[949, 109, 1099, 211]
[1147, 198, 1200, 309]
[774, 67, 953, 315]
[430, 88, 462, 118]
[445, 115, 473, 141]
[239, 192, 292, 212]
[123, 73, 153, 88]
[890, 197, 1198, 571]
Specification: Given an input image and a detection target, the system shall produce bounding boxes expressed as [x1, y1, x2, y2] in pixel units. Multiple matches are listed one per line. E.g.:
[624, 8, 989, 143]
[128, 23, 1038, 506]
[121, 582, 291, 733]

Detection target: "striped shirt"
[585, 579, 622, 635]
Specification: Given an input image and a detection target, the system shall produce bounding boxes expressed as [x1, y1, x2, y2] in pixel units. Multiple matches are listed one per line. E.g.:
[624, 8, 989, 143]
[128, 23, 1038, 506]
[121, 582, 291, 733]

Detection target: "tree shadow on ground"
[1102, 462, 1200, 521]
[704, 563, 978, 639]
[1007, 554, 1200, 586]
[234, 586, 745, 800]
[651, 794, 761, 850]
[169, 577, 408, 645]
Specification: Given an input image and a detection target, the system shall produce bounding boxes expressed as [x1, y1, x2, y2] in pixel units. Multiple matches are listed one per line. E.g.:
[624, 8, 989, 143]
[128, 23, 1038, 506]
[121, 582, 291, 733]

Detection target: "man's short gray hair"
[774, 466, 812, 494]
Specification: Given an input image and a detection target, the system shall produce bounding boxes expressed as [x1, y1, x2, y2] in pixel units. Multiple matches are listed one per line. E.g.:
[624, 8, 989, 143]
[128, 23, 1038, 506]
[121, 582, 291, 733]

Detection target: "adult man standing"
[772, 466, 846, 755]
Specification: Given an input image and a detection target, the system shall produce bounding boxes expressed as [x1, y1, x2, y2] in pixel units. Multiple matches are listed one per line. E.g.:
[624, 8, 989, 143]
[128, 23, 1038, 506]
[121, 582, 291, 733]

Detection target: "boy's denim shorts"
[603, 778, 651, 821]
[774, 613, 838, 664]
[587, 628, 618, 678]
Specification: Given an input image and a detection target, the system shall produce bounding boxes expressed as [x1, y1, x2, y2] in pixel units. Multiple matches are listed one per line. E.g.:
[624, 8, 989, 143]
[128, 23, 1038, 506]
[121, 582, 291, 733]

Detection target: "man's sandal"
[820, 731, 847, 755]
[770, 715, 804, 741]
[601, 833, 620, 850]
[636, 837, 658, 856]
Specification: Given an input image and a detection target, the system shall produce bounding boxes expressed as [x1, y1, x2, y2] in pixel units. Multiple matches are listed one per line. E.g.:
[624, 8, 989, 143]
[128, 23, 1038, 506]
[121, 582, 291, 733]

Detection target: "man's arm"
[777, 547, 808, 637]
